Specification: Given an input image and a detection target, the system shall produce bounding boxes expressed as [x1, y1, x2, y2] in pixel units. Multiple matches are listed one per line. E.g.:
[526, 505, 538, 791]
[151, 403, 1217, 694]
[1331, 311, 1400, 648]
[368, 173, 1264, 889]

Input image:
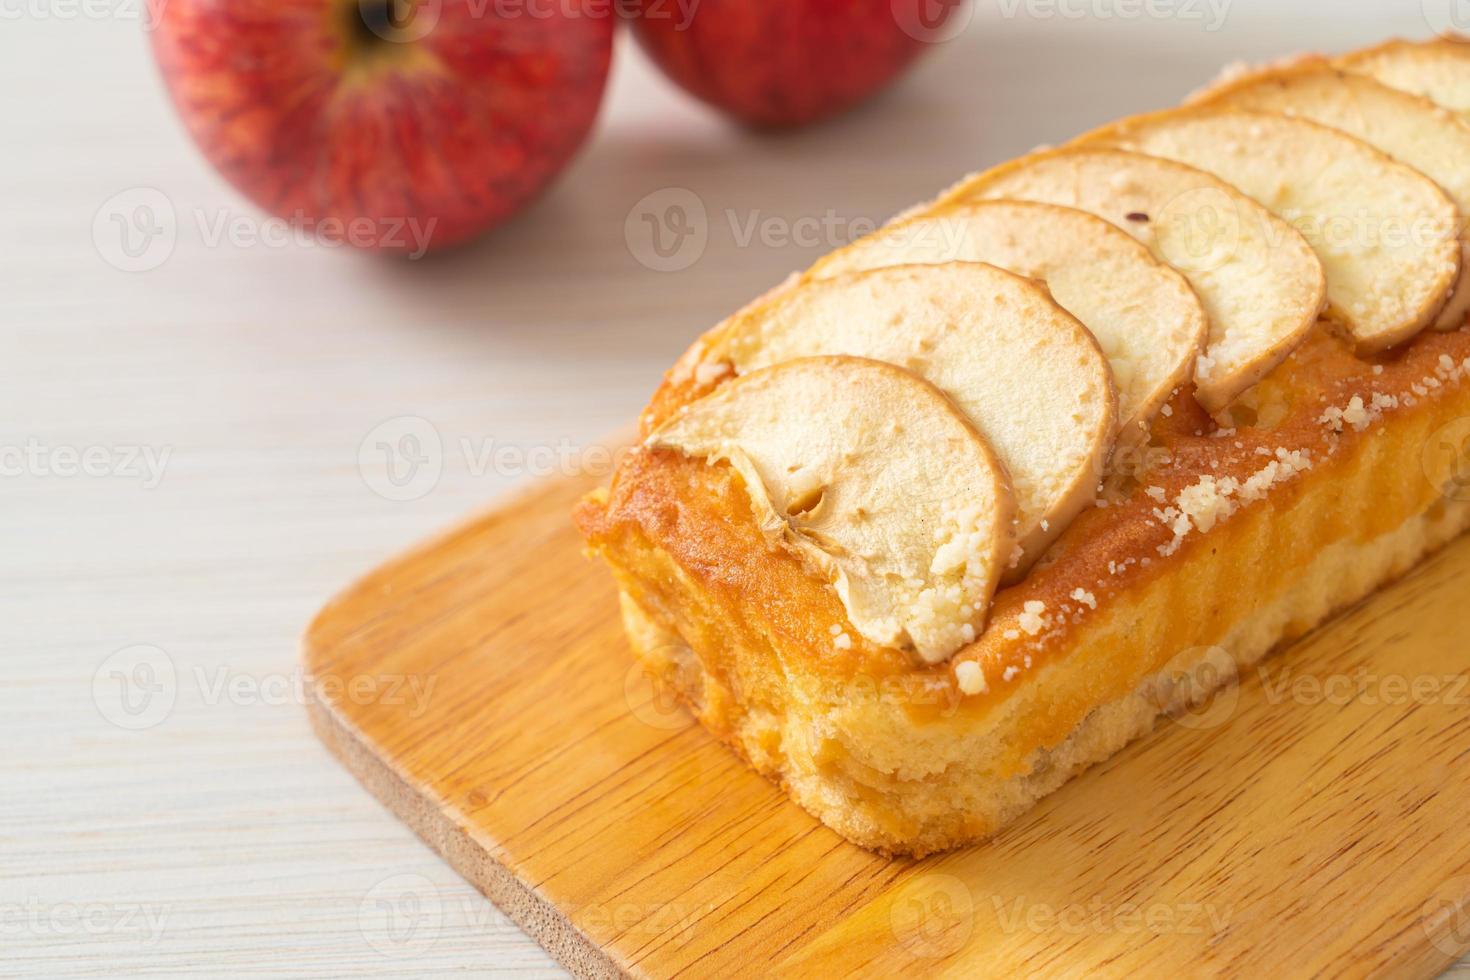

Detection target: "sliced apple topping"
[1338, 36, 1470, 121]
[1192, 63, 1470, 331]
[1076, 107, 1460, 352]
[925, 148, 1325, 414]
[695, 262, 1117, 578]
[647, 356, 1016, 663]
[808, 199, 1207, 436]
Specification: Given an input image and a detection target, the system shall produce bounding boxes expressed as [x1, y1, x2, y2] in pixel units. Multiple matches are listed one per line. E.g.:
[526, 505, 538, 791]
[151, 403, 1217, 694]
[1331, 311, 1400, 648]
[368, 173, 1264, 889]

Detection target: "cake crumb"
[955, 660, 987, 695]
[1342, 395, 1371, 430]
[1017, 600, 1048, 636]
[1155, 449, 1311, 556]
[1320, 394, 1382, 433]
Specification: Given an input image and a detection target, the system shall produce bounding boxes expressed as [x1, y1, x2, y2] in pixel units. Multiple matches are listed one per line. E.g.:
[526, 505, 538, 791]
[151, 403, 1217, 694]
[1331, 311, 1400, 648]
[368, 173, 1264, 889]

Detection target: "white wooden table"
[5, 2, 1468, 975]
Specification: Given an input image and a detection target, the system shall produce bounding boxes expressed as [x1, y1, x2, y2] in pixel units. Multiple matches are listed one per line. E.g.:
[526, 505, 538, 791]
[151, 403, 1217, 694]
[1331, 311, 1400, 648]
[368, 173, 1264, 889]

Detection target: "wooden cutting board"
[303, 462, 1470, 978]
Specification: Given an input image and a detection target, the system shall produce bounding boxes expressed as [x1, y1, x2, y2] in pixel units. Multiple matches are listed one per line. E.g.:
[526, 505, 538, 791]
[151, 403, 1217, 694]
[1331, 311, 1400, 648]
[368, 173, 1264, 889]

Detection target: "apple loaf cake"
[575, 35, 1470, 855]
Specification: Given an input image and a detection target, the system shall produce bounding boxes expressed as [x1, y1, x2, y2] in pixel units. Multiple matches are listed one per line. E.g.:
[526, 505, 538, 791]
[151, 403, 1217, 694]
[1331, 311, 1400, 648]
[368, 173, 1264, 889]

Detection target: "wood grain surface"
[304, 461, 1470, 978]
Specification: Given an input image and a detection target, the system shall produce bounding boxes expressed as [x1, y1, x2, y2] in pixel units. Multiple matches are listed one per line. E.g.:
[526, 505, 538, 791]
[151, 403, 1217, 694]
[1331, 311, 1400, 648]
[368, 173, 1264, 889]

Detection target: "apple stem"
[349, 0, 402, 51]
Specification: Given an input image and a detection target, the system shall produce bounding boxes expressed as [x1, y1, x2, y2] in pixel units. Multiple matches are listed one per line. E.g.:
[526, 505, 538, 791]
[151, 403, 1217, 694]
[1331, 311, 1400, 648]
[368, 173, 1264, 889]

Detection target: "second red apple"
[627, 0, 963, 127]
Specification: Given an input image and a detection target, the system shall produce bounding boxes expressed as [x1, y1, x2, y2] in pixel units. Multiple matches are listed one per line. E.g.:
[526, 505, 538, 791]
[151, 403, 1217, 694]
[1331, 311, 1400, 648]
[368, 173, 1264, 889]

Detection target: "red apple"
[150, 0, 614, 255]
[626, 0, 963, 127]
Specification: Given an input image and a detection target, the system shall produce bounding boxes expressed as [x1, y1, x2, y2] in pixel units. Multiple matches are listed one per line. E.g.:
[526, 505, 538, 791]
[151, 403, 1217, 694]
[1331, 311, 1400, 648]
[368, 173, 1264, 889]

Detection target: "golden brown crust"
[587, 325, 1470, 685]
[577, 323, 1470, 852]
[578, 37, 1470, 851]
[638, 274, 801, 438]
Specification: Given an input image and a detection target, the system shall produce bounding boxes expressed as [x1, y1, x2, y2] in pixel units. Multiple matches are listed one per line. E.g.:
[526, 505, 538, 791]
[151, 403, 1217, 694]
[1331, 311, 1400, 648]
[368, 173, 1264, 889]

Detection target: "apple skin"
[626, 0, 960, 127]
[150, 0, 614, 254]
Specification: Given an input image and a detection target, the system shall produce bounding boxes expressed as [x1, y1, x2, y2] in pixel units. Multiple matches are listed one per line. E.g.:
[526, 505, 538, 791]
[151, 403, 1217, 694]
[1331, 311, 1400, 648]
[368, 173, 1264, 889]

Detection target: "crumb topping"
[1153, 448, 1312, 557]
[1320, 391, 1401, 432]
[954, 660, 987, 695]
[1017, 600, 1049, 636]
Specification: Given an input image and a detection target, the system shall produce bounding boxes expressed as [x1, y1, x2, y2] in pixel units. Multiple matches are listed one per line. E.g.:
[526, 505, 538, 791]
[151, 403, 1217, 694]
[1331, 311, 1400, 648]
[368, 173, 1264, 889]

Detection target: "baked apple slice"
[689, 262, 1117, 579]
[1076, 107, 1460, 352]
[925, 148, 1325, 414]
[1192, 62, 1470, 330]
[647, 356, 1016, 663]
[1338, 36, 1470, 120]
[807, 200, 1207, 437]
